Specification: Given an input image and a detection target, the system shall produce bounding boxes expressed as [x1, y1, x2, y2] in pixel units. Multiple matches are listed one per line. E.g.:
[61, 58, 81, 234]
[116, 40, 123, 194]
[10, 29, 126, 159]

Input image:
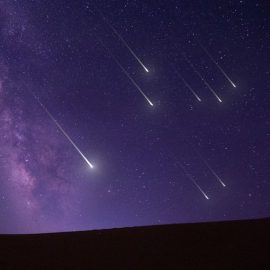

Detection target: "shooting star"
[99, 38, 154, 106]
[93, 5, 149, 73]
[179, 162, 210, 200]
[187, 141, 226, 188]
[206, 164, 226, 187]
[174, 69, 202, 102]
[197, 40, 236, 88]
[32, 94, 94, 169]
[199, 156, 226, 188]
[182, 53, 223, 103]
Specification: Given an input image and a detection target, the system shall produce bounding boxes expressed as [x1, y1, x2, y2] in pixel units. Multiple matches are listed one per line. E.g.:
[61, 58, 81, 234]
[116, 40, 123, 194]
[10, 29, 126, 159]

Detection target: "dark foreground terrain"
[0, 218, 269, 269]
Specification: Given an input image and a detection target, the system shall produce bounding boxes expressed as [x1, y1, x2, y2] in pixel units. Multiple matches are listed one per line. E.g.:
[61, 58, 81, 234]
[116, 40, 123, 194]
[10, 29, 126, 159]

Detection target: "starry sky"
[0, 0, 269, 234]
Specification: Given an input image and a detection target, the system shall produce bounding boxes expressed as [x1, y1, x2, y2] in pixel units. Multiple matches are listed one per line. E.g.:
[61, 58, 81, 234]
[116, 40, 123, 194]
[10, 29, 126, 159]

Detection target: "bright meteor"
[179, 162, 210, 200]
[207, 165, 226, 188]
[201, 159, 226, 188]
[32, 94, 94, 169]
[99, 38, 154, 107]
[197, 40, 236, 88]
[174, 69, 202, 102]
[190, 144, 226, 188]
[182, 53, 223, 103]
[94, 5, 149, 73]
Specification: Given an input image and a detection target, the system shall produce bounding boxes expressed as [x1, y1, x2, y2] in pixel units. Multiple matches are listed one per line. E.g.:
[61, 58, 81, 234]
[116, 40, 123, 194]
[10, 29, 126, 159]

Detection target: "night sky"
[0, 0, 269, 234]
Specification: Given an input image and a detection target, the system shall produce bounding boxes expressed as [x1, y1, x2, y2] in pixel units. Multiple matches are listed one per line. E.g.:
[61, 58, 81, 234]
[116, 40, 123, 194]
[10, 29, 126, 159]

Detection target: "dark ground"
[0, 218, 269, 269]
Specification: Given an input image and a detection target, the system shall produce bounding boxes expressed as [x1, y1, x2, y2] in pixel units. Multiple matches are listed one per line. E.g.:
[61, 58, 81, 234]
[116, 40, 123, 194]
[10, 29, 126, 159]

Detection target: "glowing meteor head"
[218, 98, 223, 103]
[89, 163, 94, 169]
[148, 100, 154, 107]
[85, 159, 94, 169]
[144, 66, 149, 73]
[232, 83, 237, 88]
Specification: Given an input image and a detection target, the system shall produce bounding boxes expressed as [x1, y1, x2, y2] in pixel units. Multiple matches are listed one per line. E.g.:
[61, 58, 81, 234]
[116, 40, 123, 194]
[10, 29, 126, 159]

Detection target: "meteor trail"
[199, 155, 226, 187]
[174, 69, 202, 102]
[182, 53, 223, 103]
[206, 164, 226, 188]
[179, 162, 210, 200]
[94, 5, 149, 73]
[187, 141, 226, 188]
[32, 94, 94, 169]
[197, 40, 236, 88]
[99, 38, 154, 106]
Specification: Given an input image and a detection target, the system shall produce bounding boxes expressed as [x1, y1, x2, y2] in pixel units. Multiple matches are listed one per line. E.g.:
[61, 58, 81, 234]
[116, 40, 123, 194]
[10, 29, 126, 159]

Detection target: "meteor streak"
[206, 164, 226, 188]
[197, 40, 236, 88]
[99, 38, 154, 106]
[199, 157, 226, 187]
[187, 142, 226, 188]
[179, 163, 210, 200]
[182, 53, 223, 103]
[32, 94, 94, 169]
[174, 69, 202, 102]
[94, 5, 149, 73]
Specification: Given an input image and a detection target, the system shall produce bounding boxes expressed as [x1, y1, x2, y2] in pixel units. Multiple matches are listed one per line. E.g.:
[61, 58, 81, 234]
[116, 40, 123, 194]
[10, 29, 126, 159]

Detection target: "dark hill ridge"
[0, 218, 269, 269]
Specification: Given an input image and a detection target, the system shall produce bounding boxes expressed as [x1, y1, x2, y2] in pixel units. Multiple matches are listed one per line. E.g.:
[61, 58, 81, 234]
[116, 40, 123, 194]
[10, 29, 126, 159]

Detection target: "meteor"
[182, 53, 223, 103]
[188, 142, 226, 188]
[32, 94, 94, 169]
[179, 162, 210, 200]
[94, 5, 149, 73]
[197, 40, 236, 88]
[174, 69, 202, 102]
[99, 38, 154, 106]
[200, 157, 226, 187]
[206, 164, 226, 188]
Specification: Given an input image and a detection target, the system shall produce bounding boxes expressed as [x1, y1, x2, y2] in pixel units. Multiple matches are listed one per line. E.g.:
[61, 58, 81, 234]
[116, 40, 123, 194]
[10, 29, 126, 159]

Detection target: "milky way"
[0, 1, 86, 233]
[0, 68, 84, 232]
[0, 1, 269, 234]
